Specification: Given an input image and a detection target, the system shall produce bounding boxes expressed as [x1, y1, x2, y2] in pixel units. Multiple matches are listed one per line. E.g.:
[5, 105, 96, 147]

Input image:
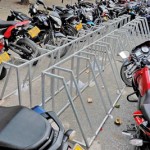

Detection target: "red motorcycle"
[0, 19, 40, 64]
[122, 41, 150, 149]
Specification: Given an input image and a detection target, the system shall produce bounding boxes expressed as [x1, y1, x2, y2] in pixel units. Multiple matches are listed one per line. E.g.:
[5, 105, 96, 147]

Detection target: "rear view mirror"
[119, 51, 130, 59]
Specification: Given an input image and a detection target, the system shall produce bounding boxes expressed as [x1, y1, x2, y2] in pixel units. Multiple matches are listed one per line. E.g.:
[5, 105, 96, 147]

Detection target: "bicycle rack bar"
[0, 16, 148, 148]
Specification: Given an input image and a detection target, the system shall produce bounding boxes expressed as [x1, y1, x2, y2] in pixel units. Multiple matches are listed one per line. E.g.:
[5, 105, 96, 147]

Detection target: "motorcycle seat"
[60, 13, 75, 20]
[0, 106, 52, 150]
[56, 6, 67, 12]
[0, 19, 17, 28]
[13, 11, 31, 20]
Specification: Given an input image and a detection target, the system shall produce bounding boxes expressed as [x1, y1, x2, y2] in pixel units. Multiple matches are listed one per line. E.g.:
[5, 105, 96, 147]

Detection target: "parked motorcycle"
[0, 19, 40, 65]
[119, 41, 150, 87]
[8, 0, 69, 58]
[7, 10, 45, 45]
[0, 105, 84, 150]
[76, 1, 103, 26]
[29, 0, 69, 58]
[122, 41, 150, 149]
[51, 5, 80, 36]
[34, 0, 79, 37]
[0, 35, 10, 80]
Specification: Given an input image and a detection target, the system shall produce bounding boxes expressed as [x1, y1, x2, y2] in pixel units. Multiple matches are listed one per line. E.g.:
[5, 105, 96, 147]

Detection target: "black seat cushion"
[56, 6, 67, 12]
[0, 19, 17, 28]
[13, 11, 31, 21]
[0, 106, 51, 150]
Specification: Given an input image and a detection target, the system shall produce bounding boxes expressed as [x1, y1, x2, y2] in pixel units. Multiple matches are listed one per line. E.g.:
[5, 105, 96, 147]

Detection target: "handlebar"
[130, 52, 150, 67]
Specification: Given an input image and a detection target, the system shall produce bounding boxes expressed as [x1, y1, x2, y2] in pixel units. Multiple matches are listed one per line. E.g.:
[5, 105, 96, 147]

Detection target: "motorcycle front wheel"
[120, 59, 133, 87]
[134, 144, 150, 150]
[0, 67, 7, 80]
[16, 38, 40, 66]
[94, 18, 102, 26]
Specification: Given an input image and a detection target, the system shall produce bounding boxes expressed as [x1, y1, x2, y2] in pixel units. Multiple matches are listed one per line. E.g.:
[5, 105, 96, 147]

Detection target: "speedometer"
[141, 46, 149, 53]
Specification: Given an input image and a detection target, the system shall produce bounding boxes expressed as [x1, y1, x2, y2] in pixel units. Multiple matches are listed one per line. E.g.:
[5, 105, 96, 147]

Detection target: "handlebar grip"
[142, 59, 150, 66]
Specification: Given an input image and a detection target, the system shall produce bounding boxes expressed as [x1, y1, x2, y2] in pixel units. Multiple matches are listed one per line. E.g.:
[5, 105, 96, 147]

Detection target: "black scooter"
[0, 105, 75, 150]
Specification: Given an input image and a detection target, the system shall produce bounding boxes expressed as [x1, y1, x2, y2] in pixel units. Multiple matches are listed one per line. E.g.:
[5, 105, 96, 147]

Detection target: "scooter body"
[0, 105, 79, 150]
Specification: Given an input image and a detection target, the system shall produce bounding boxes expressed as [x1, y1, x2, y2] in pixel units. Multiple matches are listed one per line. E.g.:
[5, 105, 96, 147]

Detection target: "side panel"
[133, 67, 150, 96]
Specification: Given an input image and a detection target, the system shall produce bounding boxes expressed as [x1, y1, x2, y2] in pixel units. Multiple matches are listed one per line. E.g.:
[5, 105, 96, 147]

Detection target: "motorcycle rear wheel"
[63, 24, 78, 36]
[17, 38, 40, 66]
[44, 34, 68, 59]
[0, 67, 7, 80]
[120, 60, 133, 87]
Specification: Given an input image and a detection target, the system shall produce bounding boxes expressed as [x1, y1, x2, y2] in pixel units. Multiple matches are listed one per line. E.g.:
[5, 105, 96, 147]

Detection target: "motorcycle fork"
[125, 63, 136, 75]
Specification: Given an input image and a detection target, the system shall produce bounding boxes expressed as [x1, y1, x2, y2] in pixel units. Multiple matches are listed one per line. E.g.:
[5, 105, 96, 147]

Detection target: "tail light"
[0, 36, 4, 51]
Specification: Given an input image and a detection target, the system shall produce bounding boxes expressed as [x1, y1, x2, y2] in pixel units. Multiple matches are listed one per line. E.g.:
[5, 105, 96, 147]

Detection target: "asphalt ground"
[0, 1, 141, 150]
[89, 86, 137, 150]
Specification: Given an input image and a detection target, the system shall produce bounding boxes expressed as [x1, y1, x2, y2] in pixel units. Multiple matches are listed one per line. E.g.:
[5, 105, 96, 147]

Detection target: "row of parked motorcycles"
[1, 0, 150, 81]
[120, 41, 150, 150]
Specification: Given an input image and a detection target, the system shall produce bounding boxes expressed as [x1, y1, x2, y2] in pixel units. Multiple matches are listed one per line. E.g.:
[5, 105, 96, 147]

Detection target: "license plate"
[28, 26, 41, 38]
[0, 52, 10, 64]
[104, 17, 108, 21]
[73, 144, 85, 150]
[75, 23, 83, 31]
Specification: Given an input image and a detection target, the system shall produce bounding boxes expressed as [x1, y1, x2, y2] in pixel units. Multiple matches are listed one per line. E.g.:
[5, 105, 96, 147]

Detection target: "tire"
[82, 24, 89, 30]
[44, 33, 68, 59]
[16, 38, 40, 66]
[134, 147, 141, 150]
[134, 145, 150, 150]
[0, 67, 7, 80]
[94, 18, 102, 26]
[63, 24, 78, 36]
[120, 60, 133, 87]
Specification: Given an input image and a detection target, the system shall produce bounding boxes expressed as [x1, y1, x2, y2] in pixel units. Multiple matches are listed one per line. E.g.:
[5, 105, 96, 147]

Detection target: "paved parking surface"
[0, 1, 140, 150]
